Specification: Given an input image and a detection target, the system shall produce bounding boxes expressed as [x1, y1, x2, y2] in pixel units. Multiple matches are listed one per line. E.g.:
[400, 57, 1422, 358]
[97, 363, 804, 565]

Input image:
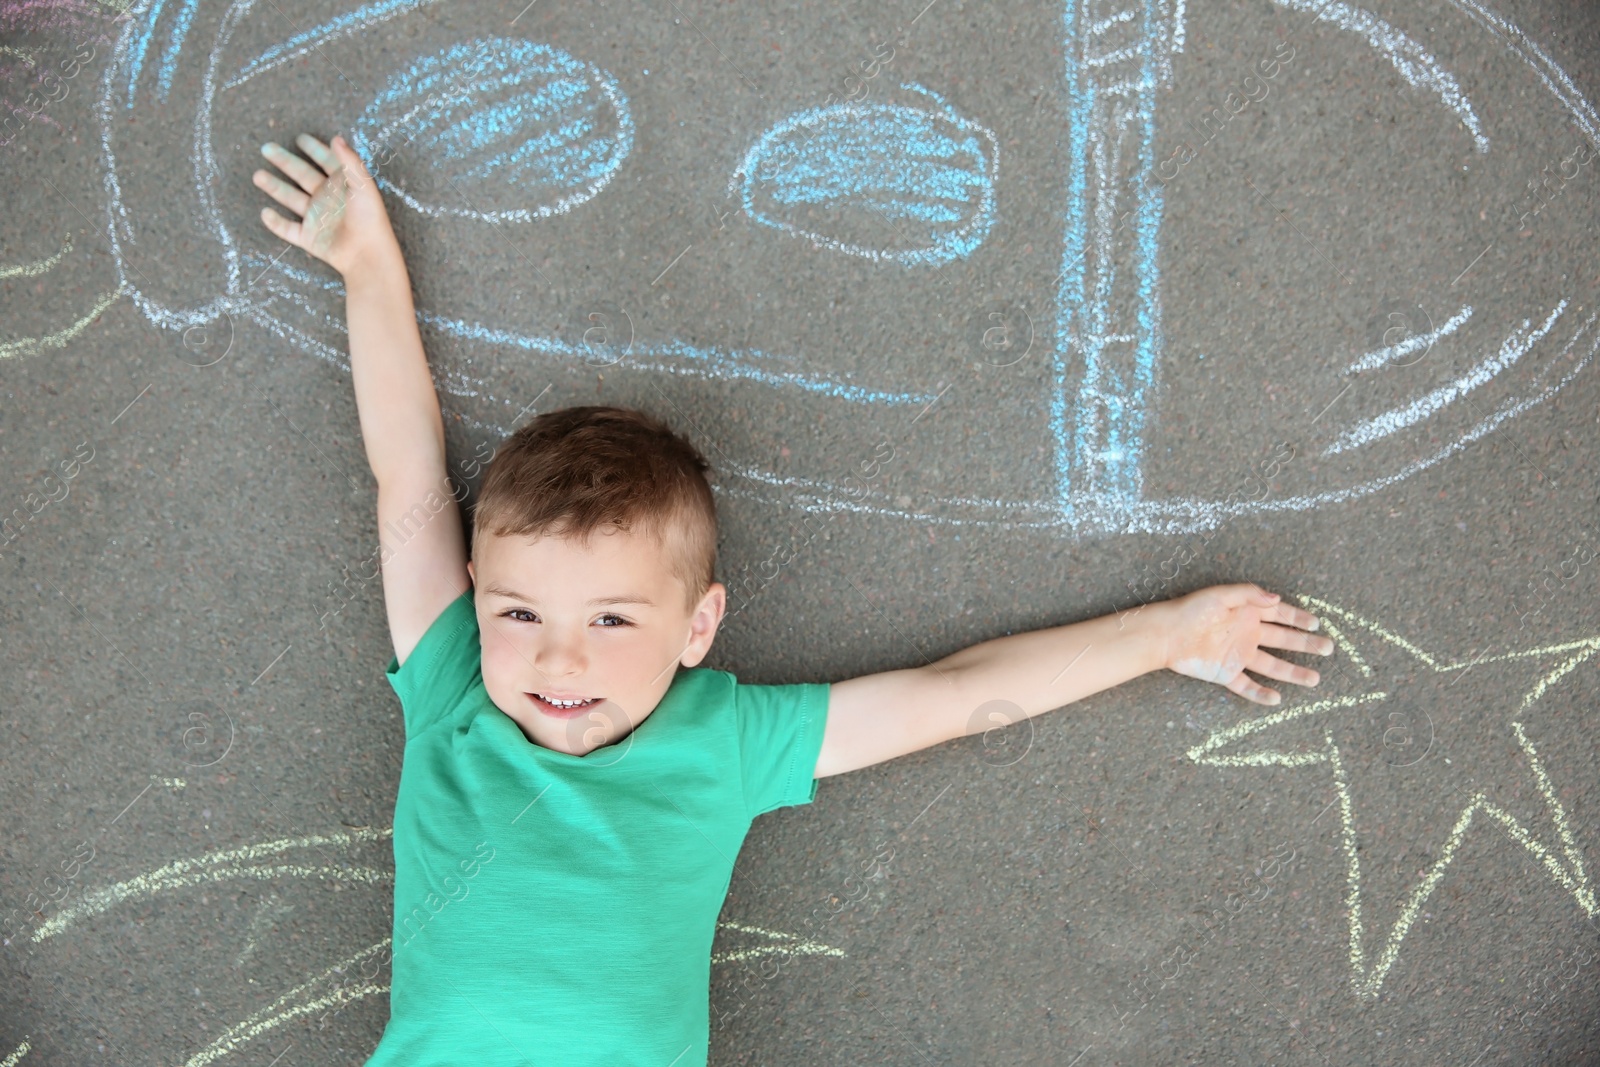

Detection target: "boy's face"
[466, 524, 725, 756]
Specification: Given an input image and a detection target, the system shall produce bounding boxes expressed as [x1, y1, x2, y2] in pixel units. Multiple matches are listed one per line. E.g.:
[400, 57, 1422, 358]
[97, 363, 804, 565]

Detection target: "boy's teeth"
[541, 694, 596, 708]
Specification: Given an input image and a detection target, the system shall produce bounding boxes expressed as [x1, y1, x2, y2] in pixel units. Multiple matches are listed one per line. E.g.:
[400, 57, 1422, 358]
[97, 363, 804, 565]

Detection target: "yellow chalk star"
[1186, 596, 1599, 998]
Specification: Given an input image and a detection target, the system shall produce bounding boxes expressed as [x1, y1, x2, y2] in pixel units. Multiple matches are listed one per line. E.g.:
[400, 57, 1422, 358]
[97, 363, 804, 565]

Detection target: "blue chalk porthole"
[731, 83, 999, 268]
[348, 38, 634, 224]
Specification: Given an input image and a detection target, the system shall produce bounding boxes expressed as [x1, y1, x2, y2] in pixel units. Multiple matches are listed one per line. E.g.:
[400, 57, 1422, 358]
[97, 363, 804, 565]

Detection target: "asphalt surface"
[2, 0, 1599, 1062]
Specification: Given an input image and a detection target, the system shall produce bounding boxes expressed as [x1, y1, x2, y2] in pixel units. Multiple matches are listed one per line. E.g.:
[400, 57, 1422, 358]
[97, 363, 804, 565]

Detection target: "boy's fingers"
[1256, 622, 1335, 656]
[1229, 672, 1281, 705]
[253, 168, 312, 217]
[296, 133, 342, 175]
[259, 206, 301, 246]
[1266, 600, 1319, 633]
[261, 141, 324, 194]
[330, 134, 368, 173]
[1247, 649, 1319, 687]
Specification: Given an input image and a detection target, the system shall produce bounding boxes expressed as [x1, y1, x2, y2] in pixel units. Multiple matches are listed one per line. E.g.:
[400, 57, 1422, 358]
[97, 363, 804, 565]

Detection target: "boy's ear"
[680, 582, 727, 668]
[466, 559, 475, 585]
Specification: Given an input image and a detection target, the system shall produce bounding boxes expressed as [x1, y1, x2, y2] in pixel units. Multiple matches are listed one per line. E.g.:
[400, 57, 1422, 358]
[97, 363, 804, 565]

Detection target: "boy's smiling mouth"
[528, 692, 603, 717]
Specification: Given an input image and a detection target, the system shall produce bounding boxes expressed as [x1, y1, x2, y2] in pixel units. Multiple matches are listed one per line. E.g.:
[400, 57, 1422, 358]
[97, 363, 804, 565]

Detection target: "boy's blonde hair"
[471, 405, 718, 608]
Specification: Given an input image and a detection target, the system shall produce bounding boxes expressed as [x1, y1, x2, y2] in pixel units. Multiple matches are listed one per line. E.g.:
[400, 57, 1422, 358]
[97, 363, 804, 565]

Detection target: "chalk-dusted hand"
[1160, 584, 1333, 705]
[253, 133, 395, 277]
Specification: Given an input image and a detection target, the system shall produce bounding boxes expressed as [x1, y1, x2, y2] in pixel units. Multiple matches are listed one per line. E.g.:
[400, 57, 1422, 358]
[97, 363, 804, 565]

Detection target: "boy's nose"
[533, 631, 588, 679]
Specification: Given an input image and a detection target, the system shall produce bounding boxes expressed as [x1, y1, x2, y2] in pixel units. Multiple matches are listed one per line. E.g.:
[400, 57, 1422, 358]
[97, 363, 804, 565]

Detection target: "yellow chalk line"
[1334, 720, 1595, 998]
[185, 920, 842, 1064]
[1298, 595, 1600, 671]
[0, 1039, 29, 1066]
[0, 283, 127, 361]
[1192, 602, 1599, 998]
[712, 919, 847, 963]
[180, 939, 392, 1067]
[1305, 612, 1371, 677]
[0, 233, 71, 279]
[1185, 692, 1388, 768]
[22, 819, 846, 1062]
[1297, 595, 1446, 667]
[34, 826, 393, 941]
[34, 865, 391, 942]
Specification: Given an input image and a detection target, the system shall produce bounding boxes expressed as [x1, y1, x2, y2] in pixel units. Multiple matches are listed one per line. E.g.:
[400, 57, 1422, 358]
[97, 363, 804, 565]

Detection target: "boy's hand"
[253, 133, 397, 277]
[1160, 584, 1334, 705]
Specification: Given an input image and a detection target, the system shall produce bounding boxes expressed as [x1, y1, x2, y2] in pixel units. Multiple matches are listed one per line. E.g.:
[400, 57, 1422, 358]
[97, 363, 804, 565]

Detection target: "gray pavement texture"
[3, 0, 1600, 1061]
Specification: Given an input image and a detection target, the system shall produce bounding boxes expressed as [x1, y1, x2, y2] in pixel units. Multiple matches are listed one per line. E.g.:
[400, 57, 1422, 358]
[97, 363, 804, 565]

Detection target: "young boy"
[254, 133, 1333, 1065]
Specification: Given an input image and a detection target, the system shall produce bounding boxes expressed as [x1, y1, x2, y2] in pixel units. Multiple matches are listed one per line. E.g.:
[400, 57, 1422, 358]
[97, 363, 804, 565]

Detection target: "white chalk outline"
[1324, 299, 1567, 456]
[1273, 0, 1490, 151]
[58, 0, 1593, 538]
[1187, 598, 1599, 997]
[1341, 304, 1473, 375]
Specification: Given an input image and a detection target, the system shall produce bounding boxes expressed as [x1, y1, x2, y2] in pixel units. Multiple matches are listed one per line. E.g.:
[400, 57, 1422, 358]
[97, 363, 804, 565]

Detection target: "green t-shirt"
[362, 589, 831, 1067]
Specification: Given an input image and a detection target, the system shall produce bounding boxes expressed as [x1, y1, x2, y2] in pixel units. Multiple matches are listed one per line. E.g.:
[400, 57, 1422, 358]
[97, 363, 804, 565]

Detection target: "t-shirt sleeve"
[733, 679, 832, 819]
[384, 589, 481, 740]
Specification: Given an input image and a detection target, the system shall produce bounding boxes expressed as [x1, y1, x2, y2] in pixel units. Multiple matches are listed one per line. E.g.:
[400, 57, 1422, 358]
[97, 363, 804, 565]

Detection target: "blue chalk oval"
[350, 38, 633, 223]
[732, 87, 998, 267]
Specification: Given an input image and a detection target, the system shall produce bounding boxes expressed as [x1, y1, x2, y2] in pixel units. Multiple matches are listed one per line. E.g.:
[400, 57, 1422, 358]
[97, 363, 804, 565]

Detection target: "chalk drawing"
[0, 284, 128, 361]
[712, 918, 848, 965]
[233, 891, 293, 966]
[0, 233, 73, 278]
[0, 1040, 29, 1067]
[346, 38, 635, 224]
[1, 0, 1581, 543]
[20, 823, 844, 1063]
[1052, 0, 1183, 519]
[120, 0, 155, 103]
[180, 939, 393, 1067]
[240, 253, 939, 410]
[222, 0, 443, 89]
[729, 82, 1000, 267]
[1342, 304, 1472, 374]
[31, 825, 394, 941]
[1272, 0, 1489, 152]
[153, 0, 199, 101]
[1324, 298, 1567, 455]
[1187, 598, 1599, 997]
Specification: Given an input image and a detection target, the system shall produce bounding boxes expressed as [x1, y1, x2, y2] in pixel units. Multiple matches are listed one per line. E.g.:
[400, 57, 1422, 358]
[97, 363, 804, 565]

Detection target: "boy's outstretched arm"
[815, 584, 1334, 778]
[254, 133, 470, 666]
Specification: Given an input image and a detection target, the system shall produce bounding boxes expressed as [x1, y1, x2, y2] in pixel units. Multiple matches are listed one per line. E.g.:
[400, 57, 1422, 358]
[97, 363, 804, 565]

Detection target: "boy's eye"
[595, 614, 629, 627]
[503, 608, 537, 623]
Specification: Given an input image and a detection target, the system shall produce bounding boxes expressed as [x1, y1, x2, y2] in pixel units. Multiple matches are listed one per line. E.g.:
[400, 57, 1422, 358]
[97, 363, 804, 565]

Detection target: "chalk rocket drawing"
[0, 0, 1594, 536]
[1187, 598, 1598, 998]
[23, 824, 845, 1065]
